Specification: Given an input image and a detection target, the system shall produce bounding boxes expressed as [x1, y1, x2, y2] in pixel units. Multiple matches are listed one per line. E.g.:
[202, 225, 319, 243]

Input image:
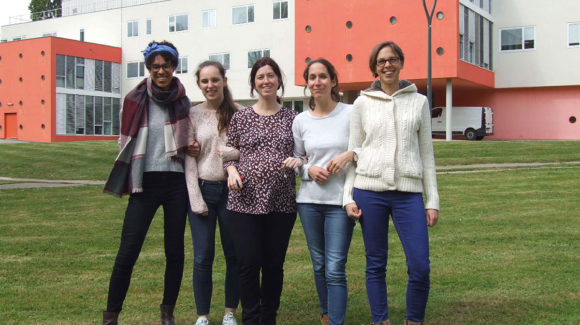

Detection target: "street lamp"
[422, 0, 438, 109]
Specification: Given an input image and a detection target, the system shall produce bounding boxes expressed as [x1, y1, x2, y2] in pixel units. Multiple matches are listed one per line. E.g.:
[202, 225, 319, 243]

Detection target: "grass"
[1, 140, 579, 180]
[0, 141, 579, 324]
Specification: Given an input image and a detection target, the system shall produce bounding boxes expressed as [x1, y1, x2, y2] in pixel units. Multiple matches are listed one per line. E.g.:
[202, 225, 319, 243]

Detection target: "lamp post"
[422, 0, 437, 109]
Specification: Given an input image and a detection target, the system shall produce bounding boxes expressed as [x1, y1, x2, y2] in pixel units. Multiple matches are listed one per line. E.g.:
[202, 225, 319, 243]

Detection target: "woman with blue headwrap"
[102, 40, 192, 325]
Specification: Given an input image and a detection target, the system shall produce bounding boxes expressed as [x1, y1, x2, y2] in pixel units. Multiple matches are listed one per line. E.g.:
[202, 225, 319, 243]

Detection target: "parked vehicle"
[431, 106, 494, 140]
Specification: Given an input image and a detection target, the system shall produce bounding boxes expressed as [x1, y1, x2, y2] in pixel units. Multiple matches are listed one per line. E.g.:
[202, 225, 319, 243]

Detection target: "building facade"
[1, 0, 579, 141]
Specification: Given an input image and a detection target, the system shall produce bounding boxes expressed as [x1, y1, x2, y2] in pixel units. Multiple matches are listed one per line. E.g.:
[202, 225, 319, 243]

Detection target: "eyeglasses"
[377, 57, 401, 67]
[151, 64, 173, 72]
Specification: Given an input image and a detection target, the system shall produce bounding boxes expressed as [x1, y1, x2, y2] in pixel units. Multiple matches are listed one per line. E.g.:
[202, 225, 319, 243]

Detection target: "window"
[76, 57, 85, 89]
[233, 5, 254, 24]
[569, 22, 580, 47]
[80, 29, 84, 41]
[500, 26, 535, 51]
[146, 19, 151, 35]
[95, 60, 113, 91]
[459, 4, 492, 69]
[127, 62, 145, 78]
[43, 32, 57, 37]
[169, 14, 188, 32]
[283, 100, 304, 112]
[128, 21, 138, 37]
[209, 53, 231, 70]
[202, 10, 216, 28]
[247, 49, 270, 68]
[176, 57, 188, 74]
[273, 1, 288, 20]
[57, 94, 120, 136]
[56, 55, 66, 87]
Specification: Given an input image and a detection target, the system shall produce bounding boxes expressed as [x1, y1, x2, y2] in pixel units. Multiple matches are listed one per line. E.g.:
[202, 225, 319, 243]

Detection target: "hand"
[186, 140, 200, 158]
[226, 166, 243, 191]
[308, 166, 330, 185]
[281, 157, 304, 169]
[426, 209, 438, 227]
[345, 203, 362, 220]
[326, 151, 354, 174]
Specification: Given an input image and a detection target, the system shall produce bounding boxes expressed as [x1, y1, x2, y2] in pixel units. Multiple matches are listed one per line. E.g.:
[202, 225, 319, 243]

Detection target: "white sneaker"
[195, 317, 210, 325]
[222, 312, 237, 325]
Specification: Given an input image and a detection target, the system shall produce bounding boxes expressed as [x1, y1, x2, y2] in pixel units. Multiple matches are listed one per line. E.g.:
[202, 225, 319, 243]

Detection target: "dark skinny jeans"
[106, 172, 189, 312]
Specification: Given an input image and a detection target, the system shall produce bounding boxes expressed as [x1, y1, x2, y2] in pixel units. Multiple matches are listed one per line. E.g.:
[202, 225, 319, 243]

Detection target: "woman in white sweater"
[343, 41, 439, 325]
[283, 58, 355, 325]
[185, 61, 241, 325]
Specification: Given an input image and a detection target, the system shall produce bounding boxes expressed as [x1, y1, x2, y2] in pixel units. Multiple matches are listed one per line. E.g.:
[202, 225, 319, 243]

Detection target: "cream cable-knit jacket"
[343, 80, 440, 210]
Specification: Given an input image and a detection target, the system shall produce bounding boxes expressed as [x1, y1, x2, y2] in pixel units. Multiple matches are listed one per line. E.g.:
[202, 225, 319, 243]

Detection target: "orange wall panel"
[295, 0, 460, 87]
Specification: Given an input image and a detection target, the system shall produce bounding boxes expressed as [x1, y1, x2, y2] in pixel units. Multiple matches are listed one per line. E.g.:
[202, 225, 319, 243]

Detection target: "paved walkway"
[1, 161, 578, 190]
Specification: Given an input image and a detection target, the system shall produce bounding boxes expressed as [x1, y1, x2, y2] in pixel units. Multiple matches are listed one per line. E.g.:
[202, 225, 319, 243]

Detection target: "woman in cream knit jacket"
[343, 41, 439, 325]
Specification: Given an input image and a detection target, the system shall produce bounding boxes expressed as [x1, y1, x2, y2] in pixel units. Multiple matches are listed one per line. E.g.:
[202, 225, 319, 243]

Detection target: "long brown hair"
[195, 61, 238, 134]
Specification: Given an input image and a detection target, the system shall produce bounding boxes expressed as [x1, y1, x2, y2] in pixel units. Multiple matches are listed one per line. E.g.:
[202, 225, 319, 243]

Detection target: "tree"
[29, 0, 62, 21]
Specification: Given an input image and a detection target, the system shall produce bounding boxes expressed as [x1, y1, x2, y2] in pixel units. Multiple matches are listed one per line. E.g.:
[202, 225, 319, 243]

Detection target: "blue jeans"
[354, 189, 430, 323]
[106, 172, 188, 312]
[188, 179, 239, 315]
[298, 204, 355, 325]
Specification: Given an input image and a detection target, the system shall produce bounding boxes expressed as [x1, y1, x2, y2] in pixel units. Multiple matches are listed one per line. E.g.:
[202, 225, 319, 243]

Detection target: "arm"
[417, 98, 440, 226]
[343, 99, 364, 207]
[326, 151, 355, 174]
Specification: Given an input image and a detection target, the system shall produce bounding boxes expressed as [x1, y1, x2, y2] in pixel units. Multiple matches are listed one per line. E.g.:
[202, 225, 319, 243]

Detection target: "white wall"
[493, 0, 580, 88]
[121, 0, 300, 103]
[1, 0, 301, 105]
[0, 9, 122, 46]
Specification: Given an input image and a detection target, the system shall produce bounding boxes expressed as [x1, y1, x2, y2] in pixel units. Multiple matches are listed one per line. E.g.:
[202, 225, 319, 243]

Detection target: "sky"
[0, 0, 31, 38]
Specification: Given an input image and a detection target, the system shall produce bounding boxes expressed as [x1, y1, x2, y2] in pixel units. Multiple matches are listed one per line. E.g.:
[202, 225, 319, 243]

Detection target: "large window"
[128, 20, 138, 37]
[57, 94, 121, 136]
[176, 57, 188, 74]
[248, 49, 270, 68]
[569, 22, 580, 47]
[56, 55, 86, 89]
[169, 14, 188, 32]
[209, 53, 230, 70]
[233, 5, 254, 24]
[273, 1, 288, 20]
[202, 10, 216, 28]
[459, 4, 492, 69]
[56, 54, 121, 136]
[500, 26, 535, 51]
[127, 62, 145, 78]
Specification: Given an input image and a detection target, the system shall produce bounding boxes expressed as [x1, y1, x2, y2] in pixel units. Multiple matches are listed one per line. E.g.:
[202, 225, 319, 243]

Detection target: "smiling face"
[197, 65, 226, 105]
[254, 65, 280, 99]
[375, 45, 403, 91]
[307, 62, 336, 101]
[149, 55, 175, 90]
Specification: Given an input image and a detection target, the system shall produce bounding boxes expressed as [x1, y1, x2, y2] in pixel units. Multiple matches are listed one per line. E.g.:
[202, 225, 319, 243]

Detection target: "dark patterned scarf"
[103, 77, 192, 197]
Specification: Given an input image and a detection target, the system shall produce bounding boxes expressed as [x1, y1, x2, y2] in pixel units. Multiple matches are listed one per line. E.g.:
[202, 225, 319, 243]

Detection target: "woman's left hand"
[326, 151, 355, 174]
[426, 209, 438, 227]
[282, 157, 304, 169]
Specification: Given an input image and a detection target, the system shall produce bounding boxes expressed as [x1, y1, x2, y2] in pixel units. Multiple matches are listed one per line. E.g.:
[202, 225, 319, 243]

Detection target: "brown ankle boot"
[321, 314, 330, 325]
[160, 304, 176, 325]
[371, 320, 390, 325]
[404, 320, 423, 325]
[103, 311, 119, 325]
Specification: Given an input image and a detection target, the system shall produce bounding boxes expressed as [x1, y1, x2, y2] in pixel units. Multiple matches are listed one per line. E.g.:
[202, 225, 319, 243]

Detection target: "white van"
[431, 106, 494, 140]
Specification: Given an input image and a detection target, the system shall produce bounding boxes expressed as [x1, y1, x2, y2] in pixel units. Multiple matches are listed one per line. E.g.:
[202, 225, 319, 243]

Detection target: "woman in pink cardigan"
[185, 61, 242, 325]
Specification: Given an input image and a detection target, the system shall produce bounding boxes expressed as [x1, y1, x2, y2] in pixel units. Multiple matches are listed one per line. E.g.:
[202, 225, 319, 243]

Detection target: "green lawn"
[0, 141, 579, 324]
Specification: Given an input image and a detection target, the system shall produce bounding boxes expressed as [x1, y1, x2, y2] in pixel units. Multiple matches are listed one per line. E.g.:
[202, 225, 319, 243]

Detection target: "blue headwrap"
[142, 42, 179, 62]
